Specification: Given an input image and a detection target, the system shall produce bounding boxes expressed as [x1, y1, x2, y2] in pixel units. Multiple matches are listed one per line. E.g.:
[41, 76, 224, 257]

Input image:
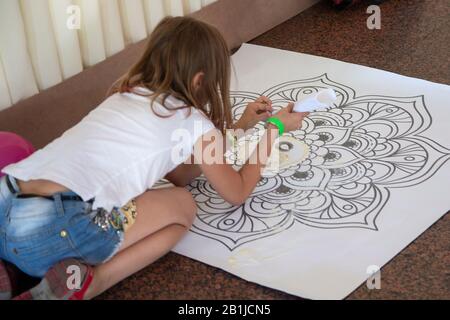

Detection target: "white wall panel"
[0, 0, 38, 104]
[118, 0, 148, 44]
[0, 58, 12, 111]
[185, 0, 201, 13]
[48, 0, 83, 79]
[99, 0, 125, 57]
[143, 0, 166, 33]
[201, 0, 216, 7]
[20, 0, 62, 90]
[75, 0, 106, 67]
[0, 0, 213, 109]
[166, 0, 184, 16]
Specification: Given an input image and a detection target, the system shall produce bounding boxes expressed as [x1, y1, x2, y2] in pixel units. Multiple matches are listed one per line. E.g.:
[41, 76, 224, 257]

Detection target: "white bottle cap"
[293, 88, 337, 113]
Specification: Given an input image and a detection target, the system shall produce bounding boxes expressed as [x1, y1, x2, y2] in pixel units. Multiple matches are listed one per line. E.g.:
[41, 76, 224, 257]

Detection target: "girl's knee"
[174, 187, 197, 227]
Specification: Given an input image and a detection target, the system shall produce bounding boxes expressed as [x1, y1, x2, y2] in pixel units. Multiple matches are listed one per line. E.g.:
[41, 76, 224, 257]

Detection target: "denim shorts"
[0, 175, 124, 278]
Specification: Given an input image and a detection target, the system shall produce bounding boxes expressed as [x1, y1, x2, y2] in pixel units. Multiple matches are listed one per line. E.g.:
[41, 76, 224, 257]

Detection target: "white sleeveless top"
[2, 89, 215, 211]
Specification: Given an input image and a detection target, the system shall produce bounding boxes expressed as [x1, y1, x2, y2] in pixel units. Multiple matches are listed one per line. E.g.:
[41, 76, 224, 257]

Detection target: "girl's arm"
[166, 97, 274, 188]
[165, 155, 201, 187]
[196, 125, 277, 205]
[165, 163, 201, 187]
[196, 103, 308, 206]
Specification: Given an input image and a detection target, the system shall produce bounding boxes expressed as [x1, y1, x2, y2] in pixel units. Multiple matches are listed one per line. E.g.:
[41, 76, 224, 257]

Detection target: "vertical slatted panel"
[20, 0, 62, 90]
[201, 0, 216, 7]
[48, 0, 83, 79]
[166, 0, 184, 16]
[118, 0, 148, 44]
[185, 0, 201, 13]
[99, 0, 125, 57]
[142, 0, 166, 33]
[0, 0, 38, 104]
[74, 0, 106, 67]
[0, 0, 213, 109]
[0, 57, 12, 111]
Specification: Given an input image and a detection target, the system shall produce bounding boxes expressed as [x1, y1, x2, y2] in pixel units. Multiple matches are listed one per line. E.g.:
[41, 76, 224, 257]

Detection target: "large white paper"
[172, 44, 450, 299]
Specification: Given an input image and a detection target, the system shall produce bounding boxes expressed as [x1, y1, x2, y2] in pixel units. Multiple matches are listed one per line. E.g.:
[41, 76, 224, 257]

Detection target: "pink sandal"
[13, 259, 94, 300]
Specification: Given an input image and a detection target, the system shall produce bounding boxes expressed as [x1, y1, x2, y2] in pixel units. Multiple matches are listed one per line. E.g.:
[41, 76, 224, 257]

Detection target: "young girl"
[0, 16, 307, 300]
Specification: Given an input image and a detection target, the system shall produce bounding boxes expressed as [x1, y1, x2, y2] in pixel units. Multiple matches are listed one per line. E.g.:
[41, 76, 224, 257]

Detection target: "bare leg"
[84, 186, 197, 299]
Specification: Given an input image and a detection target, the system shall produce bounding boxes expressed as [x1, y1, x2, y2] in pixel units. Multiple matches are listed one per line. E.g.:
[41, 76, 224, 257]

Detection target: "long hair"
[110, 16, 232, 132]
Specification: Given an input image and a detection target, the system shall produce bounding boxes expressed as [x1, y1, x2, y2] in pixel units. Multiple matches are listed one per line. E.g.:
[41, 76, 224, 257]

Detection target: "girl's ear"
[192, 72, 205, 90]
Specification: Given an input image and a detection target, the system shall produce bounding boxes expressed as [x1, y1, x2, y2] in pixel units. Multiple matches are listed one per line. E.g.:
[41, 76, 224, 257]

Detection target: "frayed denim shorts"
[0, 175, 125, 278]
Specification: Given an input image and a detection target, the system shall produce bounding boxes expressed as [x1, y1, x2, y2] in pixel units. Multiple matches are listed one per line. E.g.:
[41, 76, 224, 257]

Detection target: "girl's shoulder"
[101, 87, 214, 127]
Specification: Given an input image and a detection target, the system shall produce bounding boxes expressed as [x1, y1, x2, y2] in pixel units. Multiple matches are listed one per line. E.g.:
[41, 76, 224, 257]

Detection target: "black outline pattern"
[186, 74, 450, 250]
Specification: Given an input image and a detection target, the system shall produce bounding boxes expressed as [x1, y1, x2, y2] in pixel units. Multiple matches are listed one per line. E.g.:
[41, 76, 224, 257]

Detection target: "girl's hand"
[271, 103, 309, 132]
[196, 102, 309, 207]
[233, 96, 273, 131]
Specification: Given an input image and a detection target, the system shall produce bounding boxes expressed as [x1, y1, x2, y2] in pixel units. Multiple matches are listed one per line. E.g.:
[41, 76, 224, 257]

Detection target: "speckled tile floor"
[98, 0, 450, 300]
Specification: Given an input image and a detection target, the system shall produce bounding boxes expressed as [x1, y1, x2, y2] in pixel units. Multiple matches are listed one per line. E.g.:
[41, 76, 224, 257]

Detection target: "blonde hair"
[110, 16, 232, 133]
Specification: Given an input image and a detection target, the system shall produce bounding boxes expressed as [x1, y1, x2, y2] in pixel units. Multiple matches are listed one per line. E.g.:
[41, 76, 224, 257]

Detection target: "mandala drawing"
[186, 74, 450, 250]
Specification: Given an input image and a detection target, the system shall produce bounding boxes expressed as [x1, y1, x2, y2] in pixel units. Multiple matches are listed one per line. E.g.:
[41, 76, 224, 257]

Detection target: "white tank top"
[2, 89, 215, 211]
